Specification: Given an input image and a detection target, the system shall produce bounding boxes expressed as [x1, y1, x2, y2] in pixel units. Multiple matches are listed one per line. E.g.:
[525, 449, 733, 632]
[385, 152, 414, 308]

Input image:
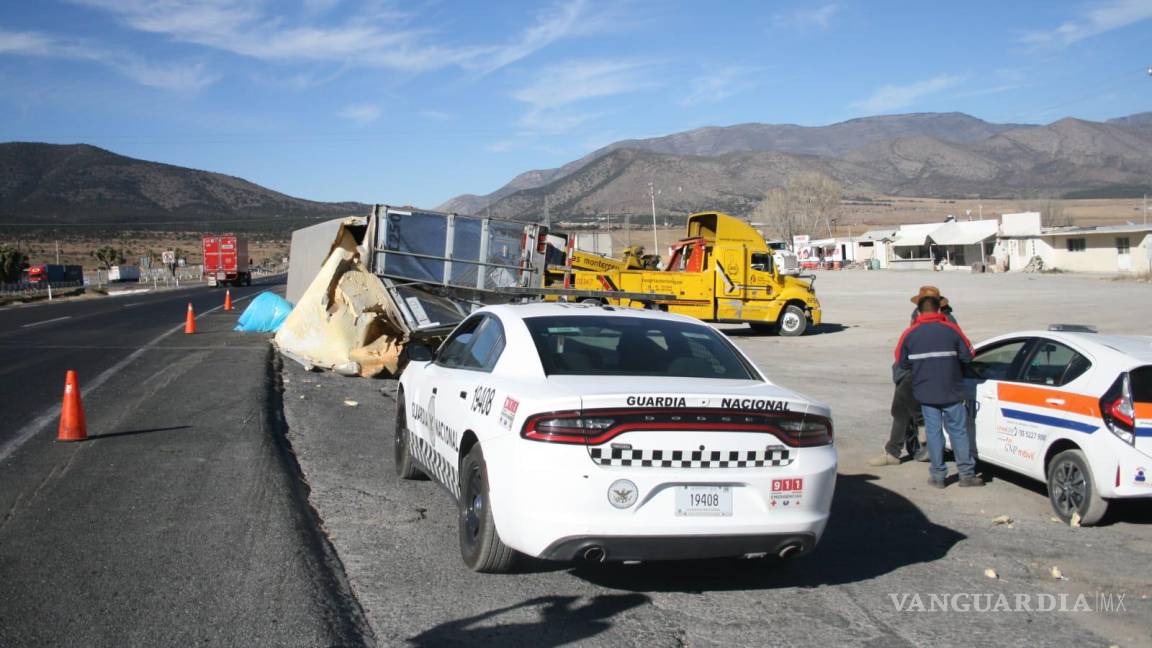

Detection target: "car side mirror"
[404, 342, 434, 363]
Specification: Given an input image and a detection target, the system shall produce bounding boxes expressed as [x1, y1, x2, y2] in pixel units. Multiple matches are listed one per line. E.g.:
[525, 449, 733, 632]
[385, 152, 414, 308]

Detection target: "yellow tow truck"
[556, 211, 822, 335]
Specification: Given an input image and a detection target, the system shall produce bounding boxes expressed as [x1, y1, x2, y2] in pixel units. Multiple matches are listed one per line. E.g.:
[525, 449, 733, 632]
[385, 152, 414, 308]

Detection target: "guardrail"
[0, 280, 84, 295]
[0, 280, 86, 302]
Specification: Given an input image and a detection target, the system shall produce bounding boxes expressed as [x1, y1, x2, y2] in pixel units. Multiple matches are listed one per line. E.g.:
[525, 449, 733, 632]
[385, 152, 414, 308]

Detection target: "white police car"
[395, 303, 837, 572]
[968, 328, 1152, 525]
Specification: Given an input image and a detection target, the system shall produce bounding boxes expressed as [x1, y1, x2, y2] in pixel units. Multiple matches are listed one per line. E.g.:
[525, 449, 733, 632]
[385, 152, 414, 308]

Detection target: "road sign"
[162, 250, 175, 264]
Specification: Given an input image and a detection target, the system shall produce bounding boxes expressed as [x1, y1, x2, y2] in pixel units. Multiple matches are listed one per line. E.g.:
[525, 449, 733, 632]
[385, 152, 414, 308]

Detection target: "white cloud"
[420, 109, 455, 120]
[1021, 0, 1152, 47]
[471, 0, 605, 73]
[514, 59, 652, 110]
[511, 59, 655, 134]
[337, 102, 381, 125]
[0, 27, 217, 91]
[772, 4, 840, 31]
[850, 74, 962, 113]
[679, 65, 760, 106]
[67, 0, 604, 73]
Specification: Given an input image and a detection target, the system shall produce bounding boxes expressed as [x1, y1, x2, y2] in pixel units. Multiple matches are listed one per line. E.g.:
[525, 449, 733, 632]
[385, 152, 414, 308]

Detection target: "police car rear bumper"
[483, 435, 836, 559]
[540, 532, 817, 562]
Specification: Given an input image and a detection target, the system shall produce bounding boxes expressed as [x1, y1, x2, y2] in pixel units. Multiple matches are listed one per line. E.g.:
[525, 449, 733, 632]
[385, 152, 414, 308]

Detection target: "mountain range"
[439, 112, 1152, 220]
[2, 111, 1151, 229]
[0, 142, 367, 228]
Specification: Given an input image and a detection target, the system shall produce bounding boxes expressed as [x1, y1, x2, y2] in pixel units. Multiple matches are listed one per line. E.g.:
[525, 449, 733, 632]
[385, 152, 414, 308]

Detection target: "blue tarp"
[234, 292, 293, 332]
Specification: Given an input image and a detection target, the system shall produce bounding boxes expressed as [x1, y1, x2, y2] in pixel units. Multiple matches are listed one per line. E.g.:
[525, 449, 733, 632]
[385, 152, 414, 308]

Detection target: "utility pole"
[648, 182, 659, 258]
[55, 240, 60, 264]
[544, 196, 550, 229]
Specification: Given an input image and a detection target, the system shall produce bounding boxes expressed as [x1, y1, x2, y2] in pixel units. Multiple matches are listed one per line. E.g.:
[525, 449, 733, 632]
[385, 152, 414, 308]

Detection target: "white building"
[995, 212, 1152, 273]
[887, 220, 998, 270]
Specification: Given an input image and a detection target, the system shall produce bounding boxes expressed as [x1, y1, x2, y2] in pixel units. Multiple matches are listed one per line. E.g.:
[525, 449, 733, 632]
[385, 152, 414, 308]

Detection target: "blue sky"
[1, 1, 1150, 208]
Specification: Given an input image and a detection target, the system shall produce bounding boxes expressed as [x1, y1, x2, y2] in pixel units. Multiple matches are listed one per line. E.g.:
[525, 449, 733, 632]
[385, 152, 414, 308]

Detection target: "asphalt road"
[0, 278, 373, 646]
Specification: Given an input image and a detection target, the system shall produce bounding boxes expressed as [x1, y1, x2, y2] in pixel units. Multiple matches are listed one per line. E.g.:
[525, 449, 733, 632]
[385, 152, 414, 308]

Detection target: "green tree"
[91, 246, 126, 270]
[0, 245, 29, 283]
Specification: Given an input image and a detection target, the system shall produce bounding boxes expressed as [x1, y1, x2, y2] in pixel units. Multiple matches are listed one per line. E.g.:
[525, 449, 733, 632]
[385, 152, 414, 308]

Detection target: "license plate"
[675, 485, 732, 517]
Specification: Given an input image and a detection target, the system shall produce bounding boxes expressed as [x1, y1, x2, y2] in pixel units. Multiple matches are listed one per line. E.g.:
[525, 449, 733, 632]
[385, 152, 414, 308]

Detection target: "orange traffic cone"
[223, 289, 233, 311]
[184, 302, 196, 334]
[57, 370, 87, 442]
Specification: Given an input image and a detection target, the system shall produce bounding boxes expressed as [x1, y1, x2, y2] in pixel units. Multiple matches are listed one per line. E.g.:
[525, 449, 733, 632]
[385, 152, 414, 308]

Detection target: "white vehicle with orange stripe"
[394, 303, 837, 572]
[968, 327, 1152, 525]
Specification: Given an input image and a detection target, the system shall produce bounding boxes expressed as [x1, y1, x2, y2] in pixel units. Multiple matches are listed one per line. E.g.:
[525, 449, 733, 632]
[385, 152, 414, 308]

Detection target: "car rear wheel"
[393, 392, 425, 480]
[1047, 449, 1108, 526]
[778, 305, 808, 337]
[458, 444, 515, 573]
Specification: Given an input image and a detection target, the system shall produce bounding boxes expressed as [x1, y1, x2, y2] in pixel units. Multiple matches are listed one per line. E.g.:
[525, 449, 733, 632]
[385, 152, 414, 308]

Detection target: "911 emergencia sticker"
[499, 397, 519, 430]
[770, 477, 803, 507]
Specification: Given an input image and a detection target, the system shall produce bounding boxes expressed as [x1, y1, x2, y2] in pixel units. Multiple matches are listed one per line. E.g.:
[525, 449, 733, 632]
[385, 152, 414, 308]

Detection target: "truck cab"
[569, 212, 821, 336]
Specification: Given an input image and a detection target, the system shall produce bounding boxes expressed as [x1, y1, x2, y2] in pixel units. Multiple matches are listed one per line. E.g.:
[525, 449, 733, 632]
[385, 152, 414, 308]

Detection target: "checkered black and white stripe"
[408, 432, 460, 498]
[588, 447, 793, 468]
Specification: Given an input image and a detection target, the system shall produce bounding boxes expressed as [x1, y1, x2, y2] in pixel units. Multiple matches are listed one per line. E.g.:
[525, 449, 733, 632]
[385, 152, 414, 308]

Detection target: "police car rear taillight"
[776, 418, 834, 447]
[522, 413, 615, 444]
[522, 409, 834, 447]
[1101, 374, 1136, 445]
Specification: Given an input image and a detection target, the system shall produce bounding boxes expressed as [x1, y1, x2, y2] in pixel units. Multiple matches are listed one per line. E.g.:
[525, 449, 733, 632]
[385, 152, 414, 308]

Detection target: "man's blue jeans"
[921, 401, 975, 481]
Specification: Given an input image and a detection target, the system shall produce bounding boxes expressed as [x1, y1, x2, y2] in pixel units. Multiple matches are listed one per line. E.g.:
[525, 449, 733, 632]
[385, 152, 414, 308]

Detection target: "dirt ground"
[717, 269, 1152, 644]
[3, 232, 291, 272]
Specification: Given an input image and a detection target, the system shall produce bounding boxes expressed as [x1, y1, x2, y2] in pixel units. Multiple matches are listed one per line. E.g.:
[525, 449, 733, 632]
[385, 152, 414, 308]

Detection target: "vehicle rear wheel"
[394, 393, 424, 480]
[1047, 449, 1108, 526]
[458, 444, 515, 573]
[777, 305, 808, 337]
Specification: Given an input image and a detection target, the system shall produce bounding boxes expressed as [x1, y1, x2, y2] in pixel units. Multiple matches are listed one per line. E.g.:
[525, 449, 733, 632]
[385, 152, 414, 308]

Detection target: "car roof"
[478, 302, 711, 327]
[980, 330, 1152, 367]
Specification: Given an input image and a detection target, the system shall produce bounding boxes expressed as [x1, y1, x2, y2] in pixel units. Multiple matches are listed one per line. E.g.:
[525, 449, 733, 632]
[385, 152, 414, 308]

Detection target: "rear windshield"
[524, 315, 759, 380]
[1132, 366, 1152, 403]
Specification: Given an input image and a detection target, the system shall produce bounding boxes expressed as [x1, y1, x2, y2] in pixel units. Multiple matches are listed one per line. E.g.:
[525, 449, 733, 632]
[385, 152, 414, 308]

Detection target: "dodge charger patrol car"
[395, 303, 837, 572]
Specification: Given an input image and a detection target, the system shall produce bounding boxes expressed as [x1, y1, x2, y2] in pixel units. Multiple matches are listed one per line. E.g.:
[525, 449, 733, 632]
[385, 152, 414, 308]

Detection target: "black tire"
[458, 444, 515, 573]
[393, 392, 424, 480]
[777, 305, 808, 337]
[748, 322, 776, 335]
[1047, 449, 1108, 526]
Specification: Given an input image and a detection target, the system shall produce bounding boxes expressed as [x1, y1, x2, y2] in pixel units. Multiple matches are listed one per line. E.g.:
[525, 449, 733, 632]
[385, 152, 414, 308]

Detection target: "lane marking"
[0, 289, 271, 463]
[21, 316, 72, 328]
[122, 303, 145, 308]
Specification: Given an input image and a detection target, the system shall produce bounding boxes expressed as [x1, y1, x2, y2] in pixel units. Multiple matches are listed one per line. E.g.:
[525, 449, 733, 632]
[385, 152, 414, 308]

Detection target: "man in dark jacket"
[895, 295, 984, 488]
[870, 286, 956, 467]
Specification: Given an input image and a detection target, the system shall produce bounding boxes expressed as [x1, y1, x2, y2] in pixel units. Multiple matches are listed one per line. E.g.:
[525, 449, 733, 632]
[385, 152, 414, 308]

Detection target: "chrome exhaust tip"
[582, 546, 607, 563]
[778, 543, 803, 559]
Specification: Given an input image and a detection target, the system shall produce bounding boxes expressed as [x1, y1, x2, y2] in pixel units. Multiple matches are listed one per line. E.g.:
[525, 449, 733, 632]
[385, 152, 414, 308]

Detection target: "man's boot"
[868, 452, 902, 467]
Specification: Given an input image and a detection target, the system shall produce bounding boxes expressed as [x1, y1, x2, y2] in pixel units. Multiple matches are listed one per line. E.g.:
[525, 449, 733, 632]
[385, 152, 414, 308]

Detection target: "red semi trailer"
[203, 234, 252, 287]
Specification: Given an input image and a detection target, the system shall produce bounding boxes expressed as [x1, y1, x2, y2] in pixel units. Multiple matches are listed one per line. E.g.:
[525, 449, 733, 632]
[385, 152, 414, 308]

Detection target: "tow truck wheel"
[1047, 449, 1107, 526]
[458, 445, 515, 573]
[778, 305, 808, 337]
[394, 393, 425, 480]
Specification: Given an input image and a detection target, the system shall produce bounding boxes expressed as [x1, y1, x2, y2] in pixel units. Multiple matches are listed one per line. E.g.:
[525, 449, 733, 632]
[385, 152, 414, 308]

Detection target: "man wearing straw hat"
[894, 289, 984, 488]
[870, 286, 955, 467]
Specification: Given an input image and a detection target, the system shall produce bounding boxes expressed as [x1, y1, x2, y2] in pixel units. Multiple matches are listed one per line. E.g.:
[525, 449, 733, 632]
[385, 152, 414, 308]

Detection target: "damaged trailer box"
[275, 206, 550, 378]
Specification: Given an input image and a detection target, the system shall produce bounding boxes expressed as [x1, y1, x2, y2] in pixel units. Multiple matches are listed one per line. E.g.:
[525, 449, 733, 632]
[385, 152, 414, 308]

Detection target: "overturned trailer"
[276, 206, 552, 377]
